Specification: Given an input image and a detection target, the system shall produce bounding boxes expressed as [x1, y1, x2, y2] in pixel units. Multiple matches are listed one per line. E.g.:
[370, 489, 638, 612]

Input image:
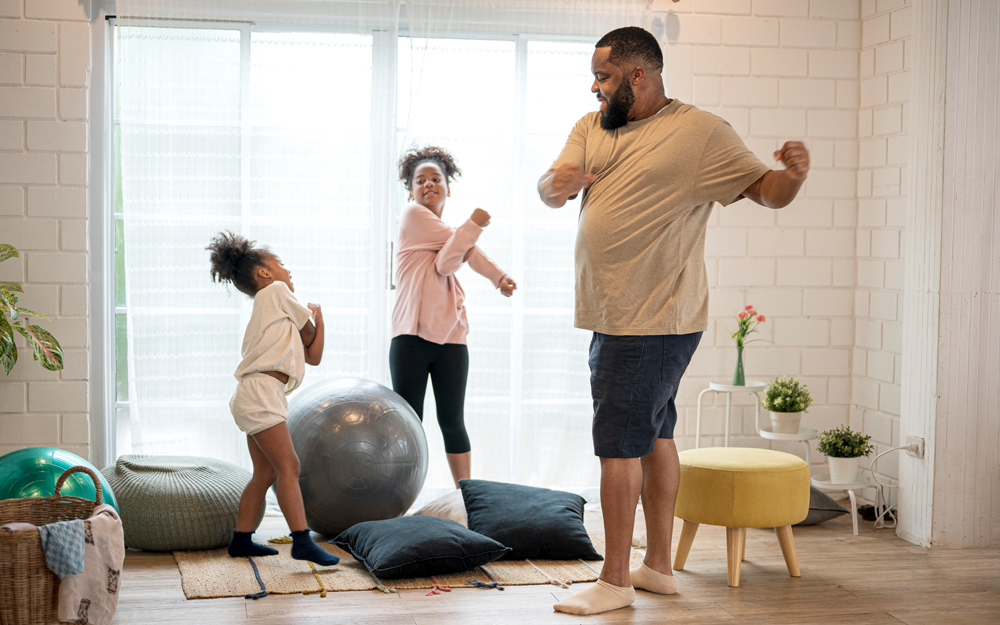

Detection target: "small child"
[207, 231, 338, 567]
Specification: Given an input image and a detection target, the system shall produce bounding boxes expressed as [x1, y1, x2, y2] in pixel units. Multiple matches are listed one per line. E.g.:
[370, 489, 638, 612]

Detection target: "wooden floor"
[111, 510, 1000, 625]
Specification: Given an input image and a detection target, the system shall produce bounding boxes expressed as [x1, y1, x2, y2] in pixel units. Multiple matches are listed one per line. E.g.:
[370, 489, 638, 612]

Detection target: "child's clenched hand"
[307, 303, 323, 324]
[499, 277, 517, 298]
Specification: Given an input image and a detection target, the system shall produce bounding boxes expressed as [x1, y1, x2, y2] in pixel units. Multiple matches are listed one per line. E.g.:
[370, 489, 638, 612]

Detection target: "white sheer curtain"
[395, 36, 615, 492]
[116, 0, 648, 493]
[117, 26, 388, 465]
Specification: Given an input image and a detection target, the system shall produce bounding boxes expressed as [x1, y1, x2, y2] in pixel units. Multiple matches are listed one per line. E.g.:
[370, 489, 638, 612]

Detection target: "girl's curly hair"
[207, 231, 269, 297]
[398, 145, 461, 192]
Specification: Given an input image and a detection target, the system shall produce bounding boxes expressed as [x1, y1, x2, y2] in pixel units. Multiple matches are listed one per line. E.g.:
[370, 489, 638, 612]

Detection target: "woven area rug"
[173, 533, 644, 599]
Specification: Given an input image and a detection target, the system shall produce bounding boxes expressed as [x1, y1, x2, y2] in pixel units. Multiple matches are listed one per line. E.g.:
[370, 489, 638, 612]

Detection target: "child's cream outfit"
[230, 281, 313, 435]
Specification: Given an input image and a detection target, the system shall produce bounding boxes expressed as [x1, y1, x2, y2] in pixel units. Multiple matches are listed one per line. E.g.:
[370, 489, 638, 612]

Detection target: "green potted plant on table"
[817, 425, 875, 484]
[761, 376, 812, 434]
[0, 244, 64, 375]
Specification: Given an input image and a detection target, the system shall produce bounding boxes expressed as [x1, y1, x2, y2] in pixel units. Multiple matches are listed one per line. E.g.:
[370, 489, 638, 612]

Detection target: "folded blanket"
[57, 504, 126, 625]
[38, 519, 86, 579]
[0, 522, 37, 532]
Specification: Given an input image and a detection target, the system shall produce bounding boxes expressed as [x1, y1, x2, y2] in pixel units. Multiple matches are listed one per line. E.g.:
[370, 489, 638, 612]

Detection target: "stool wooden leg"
[673, 520, 699, 570]
[726, 527, 744, 587]
[774, 525, 801, 577]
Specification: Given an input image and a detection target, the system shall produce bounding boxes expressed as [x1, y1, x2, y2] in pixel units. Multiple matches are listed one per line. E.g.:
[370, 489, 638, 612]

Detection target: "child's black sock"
[227, 530, 279, 557]
[290, 529, 339, 566]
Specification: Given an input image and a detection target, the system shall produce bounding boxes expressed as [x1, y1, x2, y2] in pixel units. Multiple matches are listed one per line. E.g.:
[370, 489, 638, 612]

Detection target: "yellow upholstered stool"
[673, 447, 810, 587]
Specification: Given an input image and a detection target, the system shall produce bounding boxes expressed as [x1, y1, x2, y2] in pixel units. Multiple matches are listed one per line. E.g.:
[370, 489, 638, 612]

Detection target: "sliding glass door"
[115, 23, 601, 490]
[118, 26, 384, 465]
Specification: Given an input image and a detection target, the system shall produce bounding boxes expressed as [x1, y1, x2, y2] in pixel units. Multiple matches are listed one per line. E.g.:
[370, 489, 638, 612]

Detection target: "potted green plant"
[761, 376, 812, 434]
[0, 244, 64, 375]
[817, 425, 875, 484]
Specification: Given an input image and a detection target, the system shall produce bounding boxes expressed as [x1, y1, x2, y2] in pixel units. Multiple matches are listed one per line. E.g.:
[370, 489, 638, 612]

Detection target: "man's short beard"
[599, 78, 635, 130]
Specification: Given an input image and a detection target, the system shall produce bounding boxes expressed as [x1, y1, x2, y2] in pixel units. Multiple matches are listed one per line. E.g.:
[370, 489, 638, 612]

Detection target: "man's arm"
[538, 117, 591, 208]
[538, 163, 596, 208]
[741, 141, 810, 208]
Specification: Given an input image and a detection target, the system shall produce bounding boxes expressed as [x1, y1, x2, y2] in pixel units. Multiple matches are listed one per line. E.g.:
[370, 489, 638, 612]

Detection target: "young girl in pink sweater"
[390, 146, 517, 488]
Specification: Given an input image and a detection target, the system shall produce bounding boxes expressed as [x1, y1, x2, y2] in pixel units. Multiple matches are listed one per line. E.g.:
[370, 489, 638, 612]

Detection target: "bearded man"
[537, 26, 810, 616]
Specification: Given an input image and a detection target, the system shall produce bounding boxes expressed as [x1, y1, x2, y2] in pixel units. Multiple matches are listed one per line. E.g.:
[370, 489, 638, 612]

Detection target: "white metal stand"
[756, 420, 817, 465]
[694, 380, 766, 448]
[810, 474, 871, 536]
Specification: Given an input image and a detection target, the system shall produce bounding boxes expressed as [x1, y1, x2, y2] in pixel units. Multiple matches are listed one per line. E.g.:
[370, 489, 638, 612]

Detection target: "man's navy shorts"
[589, 332, 703, 458]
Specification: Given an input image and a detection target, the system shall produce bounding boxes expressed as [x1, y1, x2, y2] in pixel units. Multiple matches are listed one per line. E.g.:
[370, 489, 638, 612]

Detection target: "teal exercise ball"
[0, 447, 119, 513]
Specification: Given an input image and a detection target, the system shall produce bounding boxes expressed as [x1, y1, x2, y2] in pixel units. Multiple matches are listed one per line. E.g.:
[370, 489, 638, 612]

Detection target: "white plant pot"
[769, 411, 802, 434]
[828, 456, 860, 484]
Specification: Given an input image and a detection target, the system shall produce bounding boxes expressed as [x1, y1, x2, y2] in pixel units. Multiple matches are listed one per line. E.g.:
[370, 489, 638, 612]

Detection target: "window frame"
[91, 13, 117, 469]
[105, 17, 596, 481]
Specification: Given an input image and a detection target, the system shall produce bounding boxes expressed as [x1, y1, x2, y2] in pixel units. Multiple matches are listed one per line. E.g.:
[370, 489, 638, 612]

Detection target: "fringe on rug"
[302, 561, 328, 598]
[526, 560, 572, 589]
[244, 557, 268, 600]
[267, 535, 293, 544]
[366, 569, 397, 593]
[466, 566, 505, 591]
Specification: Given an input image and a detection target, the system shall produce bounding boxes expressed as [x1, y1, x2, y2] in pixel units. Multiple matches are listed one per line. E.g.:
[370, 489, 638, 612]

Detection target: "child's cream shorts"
[230, 372, 288, 436]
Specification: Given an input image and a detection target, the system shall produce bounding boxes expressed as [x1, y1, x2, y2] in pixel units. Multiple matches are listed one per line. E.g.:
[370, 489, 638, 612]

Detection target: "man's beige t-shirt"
[552, 99, 770, 336]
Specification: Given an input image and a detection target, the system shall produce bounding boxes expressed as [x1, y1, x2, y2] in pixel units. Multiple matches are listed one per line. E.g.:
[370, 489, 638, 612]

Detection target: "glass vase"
[733, 344, 745, 386]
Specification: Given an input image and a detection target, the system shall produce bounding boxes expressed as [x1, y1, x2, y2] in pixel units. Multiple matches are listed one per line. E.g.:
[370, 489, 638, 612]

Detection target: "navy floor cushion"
[460, 479, 602, 561]
[794, 486, 850, 526]
[331, 515, 509, 579]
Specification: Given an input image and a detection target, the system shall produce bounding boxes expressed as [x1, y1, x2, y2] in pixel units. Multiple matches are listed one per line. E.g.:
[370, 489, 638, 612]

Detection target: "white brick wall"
[853, 0, 909, 503]
[0, 0, 91, 460]
[661, 0, 860, 469]
[0, 1, 912, 490]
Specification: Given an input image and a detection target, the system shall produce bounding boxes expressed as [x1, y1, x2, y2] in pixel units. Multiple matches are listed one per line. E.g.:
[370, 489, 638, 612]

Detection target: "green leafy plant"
[817, 425, 875, 459]
[761, 376, 813, 413]
[0, 244, 64, 375]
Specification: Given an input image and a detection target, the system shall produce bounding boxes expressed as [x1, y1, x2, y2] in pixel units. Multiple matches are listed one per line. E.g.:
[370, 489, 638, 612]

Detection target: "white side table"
[756, 420, 817, 465]
[694, 380, 766, 448]
[810, 474, 871, 536]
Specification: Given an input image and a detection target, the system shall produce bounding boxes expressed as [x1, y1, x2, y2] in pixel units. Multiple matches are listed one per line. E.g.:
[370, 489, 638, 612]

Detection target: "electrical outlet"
[906, 435, 925, 459]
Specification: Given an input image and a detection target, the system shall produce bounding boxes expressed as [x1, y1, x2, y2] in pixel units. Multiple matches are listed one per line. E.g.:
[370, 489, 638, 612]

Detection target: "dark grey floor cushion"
[460, 479, 602, 561]
[331, 516, 510, 579]
[794, 486, 850, 526]
[102, 455, 264, 551]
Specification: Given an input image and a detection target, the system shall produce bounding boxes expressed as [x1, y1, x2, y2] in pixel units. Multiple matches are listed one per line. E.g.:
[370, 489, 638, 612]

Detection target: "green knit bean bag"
[101, 455, 265, 552]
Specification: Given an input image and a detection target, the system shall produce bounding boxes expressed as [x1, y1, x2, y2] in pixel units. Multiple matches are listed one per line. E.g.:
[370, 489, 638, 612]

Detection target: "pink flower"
[738, 311, 747, 319]
[757, 315, 765, 322]
[745, 305, 754, 311]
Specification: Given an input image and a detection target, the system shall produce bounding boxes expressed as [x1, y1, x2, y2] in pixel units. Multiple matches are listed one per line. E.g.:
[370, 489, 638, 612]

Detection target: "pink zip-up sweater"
[392, 202, 508, 345]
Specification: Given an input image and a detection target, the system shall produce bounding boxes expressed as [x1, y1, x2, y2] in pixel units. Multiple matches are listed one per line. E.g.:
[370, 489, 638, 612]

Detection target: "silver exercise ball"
[286, 377, 428, 537]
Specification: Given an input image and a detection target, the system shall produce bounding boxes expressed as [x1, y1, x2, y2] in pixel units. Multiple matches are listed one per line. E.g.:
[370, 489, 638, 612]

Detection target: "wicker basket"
[0, 466, 104, 625]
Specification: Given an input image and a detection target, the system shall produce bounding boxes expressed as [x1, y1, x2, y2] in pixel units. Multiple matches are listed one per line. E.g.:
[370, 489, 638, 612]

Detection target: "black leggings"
[389, 334, 471, 454]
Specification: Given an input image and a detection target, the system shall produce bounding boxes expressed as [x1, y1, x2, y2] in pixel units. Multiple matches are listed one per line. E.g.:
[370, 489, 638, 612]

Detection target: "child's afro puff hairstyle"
[207, 231, 269, 297]
[398, 145, 461, 193]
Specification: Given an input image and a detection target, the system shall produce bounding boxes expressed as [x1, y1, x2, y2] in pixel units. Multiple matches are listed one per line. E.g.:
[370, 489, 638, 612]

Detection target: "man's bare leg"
[631, 438, 681, 594]
[598, 457, 643, 586]
[553, 457, 641, 615]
